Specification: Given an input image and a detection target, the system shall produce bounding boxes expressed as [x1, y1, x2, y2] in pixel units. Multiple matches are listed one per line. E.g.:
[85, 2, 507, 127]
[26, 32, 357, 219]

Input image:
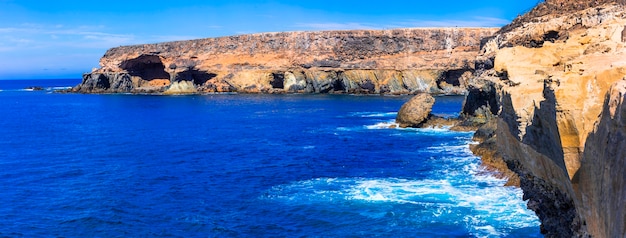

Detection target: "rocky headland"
[71, 28, 497, 95]
[69, 1, 626, 236]
[462, 0, 626, 236]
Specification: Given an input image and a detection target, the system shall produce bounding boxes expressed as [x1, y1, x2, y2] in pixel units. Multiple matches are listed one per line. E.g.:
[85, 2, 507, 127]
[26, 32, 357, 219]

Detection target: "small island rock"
[25, 86, 44, 91]
[396, 93, 435, 128]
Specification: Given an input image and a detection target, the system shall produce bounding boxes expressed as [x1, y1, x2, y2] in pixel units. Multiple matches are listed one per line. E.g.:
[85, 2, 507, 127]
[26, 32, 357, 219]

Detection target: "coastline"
[71, 28, 497, 95]
[461, 1, 626, 236]
[36, 0, 626, 236]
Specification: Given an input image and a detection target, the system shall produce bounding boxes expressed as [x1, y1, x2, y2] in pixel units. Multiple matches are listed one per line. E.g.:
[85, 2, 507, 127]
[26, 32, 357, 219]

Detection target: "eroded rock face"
[164, 81, 197, 95]
[396, 93, 435, 128]
[463, 1, 626, 236]
[578, 79, 626, 238]
[74, 73, 134, 93]
[72, 28, 498, 94]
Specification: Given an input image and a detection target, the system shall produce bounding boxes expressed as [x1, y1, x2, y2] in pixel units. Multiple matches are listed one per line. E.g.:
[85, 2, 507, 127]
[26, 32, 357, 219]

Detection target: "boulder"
[396, 93, 435, 128]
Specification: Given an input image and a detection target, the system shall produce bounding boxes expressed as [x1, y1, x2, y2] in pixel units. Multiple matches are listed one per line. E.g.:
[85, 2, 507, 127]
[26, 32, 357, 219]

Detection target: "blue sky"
[0, 0, 540, 79]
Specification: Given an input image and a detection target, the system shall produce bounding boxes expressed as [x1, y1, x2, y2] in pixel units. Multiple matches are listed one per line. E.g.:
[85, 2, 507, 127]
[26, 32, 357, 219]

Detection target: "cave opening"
[543, 30, 560, 43]
[270, 73, 285, 89]
[332, 78, 346, 92]
[359, 79, 376, 93]
[120, 55, 170, 81]
[438, 69, 470, 87]
[174, 70, 218, 85]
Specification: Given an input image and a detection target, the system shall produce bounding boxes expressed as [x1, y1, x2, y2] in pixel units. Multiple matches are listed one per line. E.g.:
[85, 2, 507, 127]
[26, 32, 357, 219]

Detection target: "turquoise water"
[0, 80, 541, 237]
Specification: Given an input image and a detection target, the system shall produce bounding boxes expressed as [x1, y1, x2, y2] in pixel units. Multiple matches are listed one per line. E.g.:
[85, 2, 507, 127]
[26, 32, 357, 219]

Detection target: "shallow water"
[0, 80, 540, 237]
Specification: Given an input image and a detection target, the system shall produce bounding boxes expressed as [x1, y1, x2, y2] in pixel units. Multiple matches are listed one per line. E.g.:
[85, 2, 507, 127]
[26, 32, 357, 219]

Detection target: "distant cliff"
[463, 0, 626, 236]
[72, 28, 497, 94]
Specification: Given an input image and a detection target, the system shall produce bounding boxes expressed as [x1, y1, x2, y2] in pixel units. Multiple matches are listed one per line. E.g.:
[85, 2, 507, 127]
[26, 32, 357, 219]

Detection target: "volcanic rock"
[396, 93, 435, 128]
[462, 0, 626, 236]
[25, 86, 44, 91]
[72, 28, 498, 94]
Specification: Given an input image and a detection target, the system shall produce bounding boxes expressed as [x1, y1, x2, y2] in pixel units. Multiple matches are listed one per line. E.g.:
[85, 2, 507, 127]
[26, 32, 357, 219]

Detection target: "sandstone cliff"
[464, 0, 626, 236]
[72, 28, 497, 94]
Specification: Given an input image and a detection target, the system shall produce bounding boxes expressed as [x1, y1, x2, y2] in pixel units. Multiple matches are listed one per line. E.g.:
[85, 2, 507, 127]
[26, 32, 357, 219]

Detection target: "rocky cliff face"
[73, 28, 497, 94]
[464, 1, 626, 236]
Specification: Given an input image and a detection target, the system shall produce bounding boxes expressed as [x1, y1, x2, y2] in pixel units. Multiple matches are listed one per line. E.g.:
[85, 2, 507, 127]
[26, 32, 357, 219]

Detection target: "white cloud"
[0, 24, 203, 52]
[0, 23, 202, 78]
[0, 27, 34, 33]
[0, 25, 129, 50]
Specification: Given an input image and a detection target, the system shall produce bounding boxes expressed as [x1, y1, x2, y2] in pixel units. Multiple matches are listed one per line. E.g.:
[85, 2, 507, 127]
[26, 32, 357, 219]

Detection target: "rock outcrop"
[396, 93, 436, 128]
[463, 0, 626, 236]
[579, 79, 626, 238]
[72, 28, 498, 94]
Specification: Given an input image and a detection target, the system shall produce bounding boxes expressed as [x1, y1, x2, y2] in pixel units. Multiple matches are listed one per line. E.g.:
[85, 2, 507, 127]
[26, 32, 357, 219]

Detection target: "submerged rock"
[25, 86, 44, 91]
[395, 94, 435, 128]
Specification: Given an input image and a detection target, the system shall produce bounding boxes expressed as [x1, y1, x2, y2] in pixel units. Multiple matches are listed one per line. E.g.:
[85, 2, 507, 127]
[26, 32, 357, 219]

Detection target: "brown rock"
[395, 93, 435, 128]
[468, 121, 520, 187]
[463, 1, 626, 237]
[72, 28, 498, 94]
[577, 78, 626, 238]
[163, 81, 197, 95]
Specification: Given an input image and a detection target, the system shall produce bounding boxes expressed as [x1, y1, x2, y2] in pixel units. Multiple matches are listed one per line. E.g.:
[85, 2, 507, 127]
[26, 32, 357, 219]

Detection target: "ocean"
[0, 79, 541, 237]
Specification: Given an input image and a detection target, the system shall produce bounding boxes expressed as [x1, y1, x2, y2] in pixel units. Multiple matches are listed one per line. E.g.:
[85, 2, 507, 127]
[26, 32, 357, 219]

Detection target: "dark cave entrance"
[174, 70, 217, 85]
[438, 69, 471, 87]
[543, 30, 560, 43]
[120, 55, 170, 81]
[270, 73, 285, 89]
[332, 78, 346, 92]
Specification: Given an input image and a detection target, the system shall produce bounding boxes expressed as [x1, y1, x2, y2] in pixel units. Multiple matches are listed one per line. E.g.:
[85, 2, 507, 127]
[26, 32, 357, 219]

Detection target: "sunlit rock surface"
[463, 0, 626, 236]
[72, 28, 498, 94]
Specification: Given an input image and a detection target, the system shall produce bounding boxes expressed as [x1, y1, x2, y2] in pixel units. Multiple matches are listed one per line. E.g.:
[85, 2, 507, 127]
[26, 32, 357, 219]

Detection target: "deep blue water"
[0, 80, 541, 237]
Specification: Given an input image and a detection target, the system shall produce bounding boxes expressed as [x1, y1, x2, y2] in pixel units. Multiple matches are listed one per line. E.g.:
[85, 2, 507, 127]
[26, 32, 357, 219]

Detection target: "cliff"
[72, 28, 498, 94]
[464, 0, 626, 236]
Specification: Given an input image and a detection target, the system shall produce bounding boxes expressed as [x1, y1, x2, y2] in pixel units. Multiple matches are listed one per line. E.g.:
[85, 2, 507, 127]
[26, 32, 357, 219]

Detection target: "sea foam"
[264, 176, 539, 237]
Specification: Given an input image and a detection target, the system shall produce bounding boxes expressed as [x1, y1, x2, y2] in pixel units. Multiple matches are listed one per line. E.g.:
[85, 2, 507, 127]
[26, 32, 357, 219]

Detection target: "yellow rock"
[474, 2, 626, 237]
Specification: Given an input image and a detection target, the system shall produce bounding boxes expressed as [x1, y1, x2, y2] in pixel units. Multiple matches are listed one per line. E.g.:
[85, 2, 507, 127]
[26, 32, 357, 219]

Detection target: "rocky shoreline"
[393, 94, 521, 187]
[393, 0, 625, 236]
[461, 0, 626, 236]
[71, 0, 625, 237]
[71, 28, 497, 95]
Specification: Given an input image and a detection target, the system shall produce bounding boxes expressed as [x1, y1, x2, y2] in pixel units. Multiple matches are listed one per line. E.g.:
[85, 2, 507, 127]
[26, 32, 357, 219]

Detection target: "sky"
[0, 0, 541, 79]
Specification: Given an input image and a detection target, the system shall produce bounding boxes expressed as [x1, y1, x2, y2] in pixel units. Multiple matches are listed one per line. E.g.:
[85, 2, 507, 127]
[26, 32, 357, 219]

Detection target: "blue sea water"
[0, 79, 541, 237]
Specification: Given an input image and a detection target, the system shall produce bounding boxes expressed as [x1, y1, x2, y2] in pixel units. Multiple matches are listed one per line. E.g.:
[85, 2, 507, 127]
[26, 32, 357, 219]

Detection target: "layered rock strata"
[72, 28, 497, 94]
[463, 1, 626, 236]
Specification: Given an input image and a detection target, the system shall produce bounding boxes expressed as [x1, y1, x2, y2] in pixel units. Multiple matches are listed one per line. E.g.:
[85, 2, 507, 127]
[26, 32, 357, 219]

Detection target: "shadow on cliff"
[576, 81, 626, 237]
[502, 81, 583, 237]
[120, 55, 170, 81]
[438, 69, 469, 87]
[173, 70, 217, 85]
[497, 92, 520, 135]
[521, 80, 567, 174]
[461, 83, 500, 124]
